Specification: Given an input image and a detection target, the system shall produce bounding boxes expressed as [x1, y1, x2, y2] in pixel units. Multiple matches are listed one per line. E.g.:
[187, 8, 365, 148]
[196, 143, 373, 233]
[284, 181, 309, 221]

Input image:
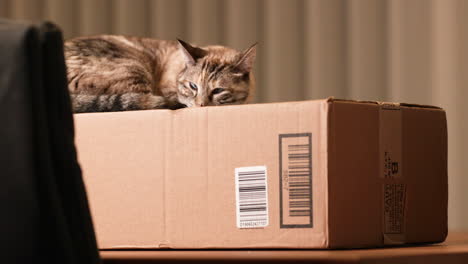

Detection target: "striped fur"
[70, 93, 169, 113]
[65, 35, 257, 112]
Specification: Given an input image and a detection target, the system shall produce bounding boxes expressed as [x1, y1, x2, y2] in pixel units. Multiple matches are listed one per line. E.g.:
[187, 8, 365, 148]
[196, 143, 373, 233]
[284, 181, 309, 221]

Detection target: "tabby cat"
[64, 35, 257, 113]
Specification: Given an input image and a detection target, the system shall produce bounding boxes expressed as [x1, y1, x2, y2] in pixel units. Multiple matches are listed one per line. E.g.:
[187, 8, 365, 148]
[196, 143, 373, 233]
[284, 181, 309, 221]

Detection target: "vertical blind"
[1, 0, 466, 230]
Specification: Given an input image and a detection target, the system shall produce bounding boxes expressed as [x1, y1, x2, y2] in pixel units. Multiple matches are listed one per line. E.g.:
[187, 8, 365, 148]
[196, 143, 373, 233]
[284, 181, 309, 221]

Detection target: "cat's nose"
[195, 100, 207, 107]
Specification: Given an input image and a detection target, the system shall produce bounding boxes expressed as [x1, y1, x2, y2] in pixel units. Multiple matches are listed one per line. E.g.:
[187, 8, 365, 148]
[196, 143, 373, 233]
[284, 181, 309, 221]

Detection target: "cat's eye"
[211, 88, 225, 95]
[189, 82, 198, 91]
[221, 94, 232, 101]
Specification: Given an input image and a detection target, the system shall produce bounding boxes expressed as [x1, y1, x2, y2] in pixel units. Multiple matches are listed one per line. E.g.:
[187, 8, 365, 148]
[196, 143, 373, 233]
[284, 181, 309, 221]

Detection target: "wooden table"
[101, 232, 468, 263]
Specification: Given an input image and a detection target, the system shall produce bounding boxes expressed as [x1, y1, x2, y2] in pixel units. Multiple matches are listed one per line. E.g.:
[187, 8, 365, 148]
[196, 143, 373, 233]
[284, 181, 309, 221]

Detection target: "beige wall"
[1, 0, 466, 230]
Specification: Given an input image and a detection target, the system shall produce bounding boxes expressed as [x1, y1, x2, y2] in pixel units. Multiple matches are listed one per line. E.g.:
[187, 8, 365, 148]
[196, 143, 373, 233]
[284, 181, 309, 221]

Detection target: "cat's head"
[176, 39, 257, 107]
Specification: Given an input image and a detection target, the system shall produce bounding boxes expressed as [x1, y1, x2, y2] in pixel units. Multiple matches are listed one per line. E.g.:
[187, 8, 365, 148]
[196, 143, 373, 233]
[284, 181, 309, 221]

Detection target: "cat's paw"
[167, 102, 187, 110]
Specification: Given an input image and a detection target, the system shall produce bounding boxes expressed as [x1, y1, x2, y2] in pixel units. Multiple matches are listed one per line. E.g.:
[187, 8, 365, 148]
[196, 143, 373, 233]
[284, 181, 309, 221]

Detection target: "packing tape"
[379, 102, 406, 245]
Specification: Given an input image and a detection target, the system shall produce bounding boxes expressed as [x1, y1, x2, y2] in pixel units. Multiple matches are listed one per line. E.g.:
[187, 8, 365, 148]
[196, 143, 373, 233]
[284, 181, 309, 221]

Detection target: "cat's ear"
[177, 39, 207, 65]
[234, 42, 257, 74]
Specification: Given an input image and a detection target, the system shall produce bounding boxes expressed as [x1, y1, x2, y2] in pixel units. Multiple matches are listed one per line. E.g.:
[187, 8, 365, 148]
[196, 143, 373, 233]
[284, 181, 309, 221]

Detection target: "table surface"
[100, 232, 468, 264]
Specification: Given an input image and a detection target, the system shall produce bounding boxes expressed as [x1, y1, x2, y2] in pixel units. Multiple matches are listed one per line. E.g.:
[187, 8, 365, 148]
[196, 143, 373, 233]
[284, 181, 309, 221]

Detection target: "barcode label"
[235, 166, 269, 228]
[279, 133, 313, 228]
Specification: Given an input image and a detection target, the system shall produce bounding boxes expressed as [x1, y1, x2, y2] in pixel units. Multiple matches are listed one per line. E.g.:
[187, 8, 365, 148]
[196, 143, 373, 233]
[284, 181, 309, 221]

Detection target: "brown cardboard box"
[74, 98, 448, 249]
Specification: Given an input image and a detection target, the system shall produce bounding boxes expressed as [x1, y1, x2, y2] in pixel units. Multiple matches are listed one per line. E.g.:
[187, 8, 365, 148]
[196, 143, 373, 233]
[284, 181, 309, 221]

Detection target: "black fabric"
[0, 19, 100, 264]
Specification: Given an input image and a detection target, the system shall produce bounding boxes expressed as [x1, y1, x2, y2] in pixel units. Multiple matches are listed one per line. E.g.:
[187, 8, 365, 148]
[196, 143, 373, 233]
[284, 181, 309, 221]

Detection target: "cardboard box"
[74, 98, 448, 249]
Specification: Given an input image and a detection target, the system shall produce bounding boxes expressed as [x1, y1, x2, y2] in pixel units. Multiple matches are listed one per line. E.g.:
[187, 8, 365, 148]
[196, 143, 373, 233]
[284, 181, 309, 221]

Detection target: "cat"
[64, 35, 257, 113]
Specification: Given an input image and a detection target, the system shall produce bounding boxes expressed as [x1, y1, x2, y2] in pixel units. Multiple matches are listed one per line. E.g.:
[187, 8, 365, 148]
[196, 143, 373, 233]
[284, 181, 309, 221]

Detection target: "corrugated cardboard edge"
[324, 100, 332, 248]
[162, 109, 171, 248]
[327, 97, 443, 110]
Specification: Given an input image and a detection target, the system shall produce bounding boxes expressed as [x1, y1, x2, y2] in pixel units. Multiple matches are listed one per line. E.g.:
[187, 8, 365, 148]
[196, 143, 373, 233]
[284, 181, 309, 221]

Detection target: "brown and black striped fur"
[64, 35, 257, 113]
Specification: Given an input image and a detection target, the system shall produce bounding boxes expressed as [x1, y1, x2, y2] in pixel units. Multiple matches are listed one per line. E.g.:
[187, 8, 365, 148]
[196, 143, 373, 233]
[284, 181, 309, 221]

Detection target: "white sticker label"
[235, 166, 269, 228]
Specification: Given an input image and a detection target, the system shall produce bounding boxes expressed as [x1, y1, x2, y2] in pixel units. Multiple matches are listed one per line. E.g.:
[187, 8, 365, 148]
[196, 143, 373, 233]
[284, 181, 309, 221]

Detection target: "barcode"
[279, 133, 313, 228]
[235, 166, 269, 228]
[287, 144, 312, 217]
